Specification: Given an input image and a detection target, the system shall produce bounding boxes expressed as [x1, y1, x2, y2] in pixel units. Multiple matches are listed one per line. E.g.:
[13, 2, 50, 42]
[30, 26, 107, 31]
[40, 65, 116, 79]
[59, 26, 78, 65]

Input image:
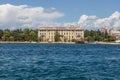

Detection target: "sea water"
[0, 44, 120, 80]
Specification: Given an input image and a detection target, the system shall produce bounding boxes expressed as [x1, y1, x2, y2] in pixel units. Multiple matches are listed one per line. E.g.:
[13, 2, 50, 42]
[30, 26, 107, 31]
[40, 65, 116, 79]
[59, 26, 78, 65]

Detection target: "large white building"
[38, 25, 84, 42]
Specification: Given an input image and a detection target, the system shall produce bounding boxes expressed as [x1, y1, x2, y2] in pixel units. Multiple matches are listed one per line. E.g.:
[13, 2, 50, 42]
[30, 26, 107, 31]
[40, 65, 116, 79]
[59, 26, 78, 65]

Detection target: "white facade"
[109, 28, 120, 40]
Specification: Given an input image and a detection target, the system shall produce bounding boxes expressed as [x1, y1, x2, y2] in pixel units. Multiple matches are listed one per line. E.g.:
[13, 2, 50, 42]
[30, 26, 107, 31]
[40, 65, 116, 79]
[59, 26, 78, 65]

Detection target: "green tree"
[0, 30, 3, 40]
[3, 29, 11, 41]
[108, 36, 116, 42]
[87, 36, 94, 41]
[29, 30, 38, 41]
[64, 37, 67, 42]
[23, 28, 30, 41]
[11, 29, 23, 41]
[38, 36, 43, 42]
[54, 31, 61, 42]
[84, 30, 90, 37]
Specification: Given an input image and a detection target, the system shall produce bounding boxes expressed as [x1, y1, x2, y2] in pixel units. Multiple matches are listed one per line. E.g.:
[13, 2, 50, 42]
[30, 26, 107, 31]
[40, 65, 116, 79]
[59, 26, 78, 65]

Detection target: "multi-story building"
[38, 25, 84, 42]
[101, 26, 120, 40]
[101, 26, 110, 33]
[109, 28, 120, 40]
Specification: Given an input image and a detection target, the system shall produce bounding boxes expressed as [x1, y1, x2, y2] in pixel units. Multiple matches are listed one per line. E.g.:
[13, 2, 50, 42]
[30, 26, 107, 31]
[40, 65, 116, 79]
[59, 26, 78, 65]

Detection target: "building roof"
[39, 26, 83, 31]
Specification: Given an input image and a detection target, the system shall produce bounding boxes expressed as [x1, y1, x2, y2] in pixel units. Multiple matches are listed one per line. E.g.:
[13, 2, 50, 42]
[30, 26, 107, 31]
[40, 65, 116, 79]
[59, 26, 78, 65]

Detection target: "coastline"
[0, 41, 120, 45]
[0, 41, 37, 44]
[0, 41, 75, 44]
[87, 41, 120, 45]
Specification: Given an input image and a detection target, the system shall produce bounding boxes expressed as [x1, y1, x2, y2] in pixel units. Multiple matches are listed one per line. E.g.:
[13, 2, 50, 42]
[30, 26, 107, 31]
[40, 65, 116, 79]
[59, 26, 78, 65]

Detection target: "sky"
[0, 0, 120, 29]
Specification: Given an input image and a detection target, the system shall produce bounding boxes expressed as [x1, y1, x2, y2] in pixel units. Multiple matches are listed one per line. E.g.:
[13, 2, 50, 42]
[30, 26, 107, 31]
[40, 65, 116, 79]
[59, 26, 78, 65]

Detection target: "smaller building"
[38, 25, 84, 42]
[101, 26, 110, 33]
[109, 28, 120, 40]
[101, 26, 120, 41]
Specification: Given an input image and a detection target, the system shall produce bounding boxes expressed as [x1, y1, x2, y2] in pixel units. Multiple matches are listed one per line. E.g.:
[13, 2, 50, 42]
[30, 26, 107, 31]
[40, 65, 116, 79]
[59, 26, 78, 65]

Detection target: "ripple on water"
[0, 44, 120, 80]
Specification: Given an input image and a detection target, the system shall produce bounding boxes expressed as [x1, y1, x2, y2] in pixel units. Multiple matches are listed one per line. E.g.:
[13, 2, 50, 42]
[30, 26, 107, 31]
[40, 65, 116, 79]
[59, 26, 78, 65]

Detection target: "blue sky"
[0, 0, 120, 29]
[0, 0, 120, 22]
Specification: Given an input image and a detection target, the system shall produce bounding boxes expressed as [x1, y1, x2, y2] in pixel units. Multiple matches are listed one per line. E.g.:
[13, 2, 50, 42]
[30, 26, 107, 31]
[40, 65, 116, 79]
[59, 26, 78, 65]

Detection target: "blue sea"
[0, 44, 120, 80]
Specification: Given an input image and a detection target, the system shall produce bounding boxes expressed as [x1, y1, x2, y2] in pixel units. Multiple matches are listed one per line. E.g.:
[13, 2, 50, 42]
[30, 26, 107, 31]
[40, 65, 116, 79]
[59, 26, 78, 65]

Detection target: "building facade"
[101, 26, 120, 40]
[101, 26, 110, 34]
[38, 26, 84, 42]
[109, 28, 120, 40]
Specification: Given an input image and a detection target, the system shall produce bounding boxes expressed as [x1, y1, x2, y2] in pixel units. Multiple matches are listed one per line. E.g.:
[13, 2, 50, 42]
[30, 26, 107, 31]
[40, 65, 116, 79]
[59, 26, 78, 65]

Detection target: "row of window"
[41, 36, 81, 39]
[39, 30, 82, 32]
[39, 32, 82, 35]
[40, 31, 82, 32]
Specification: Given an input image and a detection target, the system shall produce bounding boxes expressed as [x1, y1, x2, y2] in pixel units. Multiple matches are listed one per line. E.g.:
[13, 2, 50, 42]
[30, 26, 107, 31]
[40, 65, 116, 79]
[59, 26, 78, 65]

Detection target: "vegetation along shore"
[0, 28, 119, 45]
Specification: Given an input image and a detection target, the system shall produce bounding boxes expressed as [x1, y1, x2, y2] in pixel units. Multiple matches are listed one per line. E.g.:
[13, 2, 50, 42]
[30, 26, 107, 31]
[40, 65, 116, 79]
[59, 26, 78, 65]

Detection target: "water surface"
[0, 44, 120, 80]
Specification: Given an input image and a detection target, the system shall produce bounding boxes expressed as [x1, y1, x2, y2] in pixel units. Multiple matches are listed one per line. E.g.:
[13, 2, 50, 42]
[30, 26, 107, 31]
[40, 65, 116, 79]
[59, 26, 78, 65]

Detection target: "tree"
[38, 36, 43, 42]
[87, 36, 94, 41]
[0, 30, 3, 40]
[29, 30, 38, 41]
[108, 36, 116, 42]
[54, 31, 61, 42]
[64, 37, 67, 42]
[3, 29, 11, 41]
[11, 29, 23, 41]
[23, 28, 30, 41]
[84, 30, 90, 37]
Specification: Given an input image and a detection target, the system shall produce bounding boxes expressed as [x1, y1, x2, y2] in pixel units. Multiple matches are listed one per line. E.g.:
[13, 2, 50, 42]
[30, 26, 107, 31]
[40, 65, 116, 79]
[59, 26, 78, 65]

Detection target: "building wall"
[101, 27, 120, 40]
[38, 26, 84, 42]
[109, 28, 120, 40]
[101, 26, 110, 34]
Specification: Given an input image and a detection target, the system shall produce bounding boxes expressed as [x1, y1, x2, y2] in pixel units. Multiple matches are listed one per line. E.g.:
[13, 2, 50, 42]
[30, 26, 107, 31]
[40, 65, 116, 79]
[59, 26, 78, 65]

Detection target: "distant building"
[38, 25, 84, 42]
[109, 28, 120, 40]
[101, 26, 109, 33]
[101, 26, 120, 40]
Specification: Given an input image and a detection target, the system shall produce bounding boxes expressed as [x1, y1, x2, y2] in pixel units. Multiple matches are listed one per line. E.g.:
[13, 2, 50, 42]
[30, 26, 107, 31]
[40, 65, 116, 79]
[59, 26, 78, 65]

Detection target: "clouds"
[77, 11, 120, 29]
[0, 4, 64, 29]
[0, 4, 120, 30]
